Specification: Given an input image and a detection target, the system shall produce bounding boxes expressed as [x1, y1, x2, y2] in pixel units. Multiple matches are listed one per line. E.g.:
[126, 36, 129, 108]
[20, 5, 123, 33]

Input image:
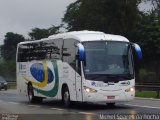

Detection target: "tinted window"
[63, 39, 78, 69]
[17, 39, 63, 62]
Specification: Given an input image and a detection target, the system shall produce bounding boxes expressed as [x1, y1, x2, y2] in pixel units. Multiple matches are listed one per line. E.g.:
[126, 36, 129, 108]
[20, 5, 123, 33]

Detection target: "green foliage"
[29, 28, 49, 40]
[0, 60, 16, 81]
[134, 9, 160, 82]
[0, 32, 24, 81]
[28, 25, 60, 40]
[139, 68, 148, 82]
[1, 32, 25, 61]
[143, 0, 160, 23]
[136, 91, 160, 98]
[63, 0, 141, 40]
[135, 10, 160, 61]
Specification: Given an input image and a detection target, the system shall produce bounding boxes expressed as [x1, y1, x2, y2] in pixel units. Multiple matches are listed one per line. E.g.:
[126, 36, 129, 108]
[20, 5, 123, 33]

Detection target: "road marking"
[50, 107, 66, 111]
[125, 104, 160, 109]
[135, 97, 160, 101]
[50, 108, 78, 114]
[27, 105, 41, 108]
[0, 100, 20, 105]
[8, 102, 20, 105]
[50, 107, 96, 115]
[77, 111, 96, 115]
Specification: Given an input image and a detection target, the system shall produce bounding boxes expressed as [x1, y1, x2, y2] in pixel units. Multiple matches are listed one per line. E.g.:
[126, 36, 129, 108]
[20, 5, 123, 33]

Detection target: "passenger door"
[75, 48, 83, 101]
[63, 39, 77, 101]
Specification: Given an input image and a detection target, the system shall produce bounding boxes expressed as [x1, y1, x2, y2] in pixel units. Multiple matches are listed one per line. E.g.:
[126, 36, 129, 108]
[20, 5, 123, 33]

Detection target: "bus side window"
[18, 44, 30, 62]
[49, 39, 63, 60]
[63, 39, 77, 70]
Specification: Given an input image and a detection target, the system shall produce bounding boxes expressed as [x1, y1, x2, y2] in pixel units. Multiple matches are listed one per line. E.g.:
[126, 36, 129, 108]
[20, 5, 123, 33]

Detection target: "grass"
[135, 91, 160, 99]
[8, 84, 16, 89]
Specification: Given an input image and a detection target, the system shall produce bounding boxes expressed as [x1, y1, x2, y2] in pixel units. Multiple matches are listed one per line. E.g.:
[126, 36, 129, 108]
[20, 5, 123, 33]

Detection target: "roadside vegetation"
[0, 0, 159, 87]
[136, 91, 160, 99]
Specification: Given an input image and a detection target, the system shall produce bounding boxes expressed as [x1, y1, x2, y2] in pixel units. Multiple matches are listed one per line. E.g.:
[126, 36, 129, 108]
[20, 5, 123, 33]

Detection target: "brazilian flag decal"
[24, 60, 59, 97]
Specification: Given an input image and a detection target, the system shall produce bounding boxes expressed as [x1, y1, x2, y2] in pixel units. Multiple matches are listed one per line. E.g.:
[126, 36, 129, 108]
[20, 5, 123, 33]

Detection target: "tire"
[28, 84, 43, 103]
[107, 103, 115, 107]
[5, 87, 7, 90]
[62, 87, 71, 107]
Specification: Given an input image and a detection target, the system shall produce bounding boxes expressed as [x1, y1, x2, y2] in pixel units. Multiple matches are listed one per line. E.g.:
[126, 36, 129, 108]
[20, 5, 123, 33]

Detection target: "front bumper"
[0, 84, 7, 90]
[83, 90, 135, 103]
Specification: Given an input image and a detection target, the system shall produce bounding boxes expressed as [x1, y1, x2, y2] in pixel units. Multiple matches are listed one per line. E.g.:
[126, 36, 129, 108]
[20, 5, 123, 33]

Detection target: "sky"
[0, 0, 152, 45]
[0, 0, 76, 44]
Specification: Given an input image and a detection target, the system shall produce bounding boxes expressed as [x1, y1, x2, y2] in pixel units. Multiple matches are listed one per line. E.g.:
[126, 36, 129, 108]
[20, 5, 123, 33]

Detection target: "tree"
[135, 10, 160, 61]
[1, 32, 25, 61]
[28, 25, 60, 40]
[63, 0, 141, 40]
[0, 32, 25, 80]
[143, 0, 160, 22]
[28, 28, 49, 40]
[135, 10, 160, 82]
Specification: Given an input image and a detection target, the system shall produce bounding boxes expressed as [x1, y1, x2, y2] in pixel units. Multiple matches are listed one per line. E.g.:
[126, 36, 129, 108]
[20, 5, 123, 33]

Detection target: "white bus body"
[16, 31, 142, 105]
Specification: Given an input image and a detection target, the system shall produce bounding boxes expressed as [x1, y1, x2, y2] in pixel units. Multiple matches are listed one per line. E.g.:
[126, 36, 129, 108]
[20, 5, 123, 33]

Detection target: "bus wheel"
[63, 87, 71, 107]
[28, 84, 36, 103]
[28, 84, 43, 103]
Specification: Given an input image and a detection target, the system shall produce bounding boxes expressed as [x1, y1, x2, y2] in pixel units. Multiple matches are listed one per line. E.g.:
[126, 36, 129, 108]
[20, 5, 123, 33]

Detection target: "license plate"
[107, 96, 115, 99]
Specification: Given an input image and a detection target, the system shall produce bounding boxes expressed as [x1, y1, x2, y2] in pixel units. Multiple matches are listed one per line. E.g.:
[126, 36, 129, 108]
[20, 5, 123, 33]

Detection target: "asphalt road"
[0, 90, 160, 120]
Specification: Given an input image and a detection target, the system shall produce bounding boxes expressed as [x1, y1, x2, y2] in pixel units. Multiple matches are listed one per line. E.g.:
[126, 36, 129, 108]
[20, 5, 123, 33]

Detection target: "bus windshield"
[83, 41, 134, 82]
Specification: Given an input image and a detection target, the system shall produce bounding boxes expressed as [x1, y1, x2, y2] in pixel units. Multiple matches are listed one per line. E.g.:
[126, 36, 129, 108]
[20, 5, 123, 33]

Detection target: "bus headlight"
[125, 87, 135, 92]
[83, 86, 97, 93]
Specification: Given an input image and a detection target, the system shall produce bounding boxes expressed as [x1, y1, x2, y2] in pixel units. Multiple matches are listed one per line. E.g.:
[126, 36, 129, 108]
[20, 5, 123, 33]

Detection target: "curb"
[135, 97, 160, 101]
[0, 89, 18, 94]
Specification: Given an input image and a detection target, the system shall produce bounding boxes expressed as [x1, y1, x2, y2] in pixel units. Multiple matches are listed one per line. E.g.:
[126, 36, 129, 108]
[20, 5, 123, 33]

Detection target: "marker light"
[83, 86, 97, 93]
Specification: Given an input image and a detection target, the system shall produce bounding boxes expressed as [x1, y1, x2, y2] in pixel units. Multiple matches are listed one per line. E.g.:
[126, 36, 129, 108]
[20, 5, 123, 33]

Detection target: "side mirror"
[132, 43, 142, 60]
[77, 43, 85, 61]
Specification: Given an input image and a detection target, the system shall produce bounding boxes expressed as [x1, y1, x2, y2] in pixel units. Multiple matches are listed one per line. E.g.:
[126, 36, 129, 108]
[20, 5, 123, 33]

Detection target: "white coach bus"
[16, 31, 142, 106]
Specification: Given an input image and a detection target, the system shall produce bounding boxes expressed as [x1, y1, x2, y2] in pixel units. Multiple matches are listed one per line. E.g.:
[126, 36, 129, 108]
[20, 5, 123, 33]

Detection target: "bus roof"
[49, 30, 129, 42]
[18, 30, 129, 45]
